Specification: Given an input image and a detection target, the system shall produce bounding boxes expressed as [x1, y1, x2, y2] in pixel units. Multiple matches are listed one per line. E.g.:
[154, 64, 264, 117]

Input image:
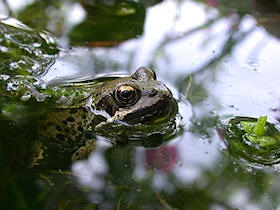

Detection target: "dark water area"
[1, 0, 280, 209]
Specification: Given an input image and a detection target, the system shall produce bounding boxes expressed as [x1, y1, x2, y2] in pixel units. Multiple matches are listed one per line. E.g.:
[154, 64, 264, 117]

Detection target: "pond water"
[1, 0, 280, 209]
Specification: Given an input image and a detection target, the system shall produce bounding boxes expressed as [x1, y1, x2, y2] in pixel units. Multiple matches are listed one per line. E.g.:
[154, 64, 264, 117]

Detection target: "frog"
[0, 18, 179, 169]
[28, 67, 179, 169]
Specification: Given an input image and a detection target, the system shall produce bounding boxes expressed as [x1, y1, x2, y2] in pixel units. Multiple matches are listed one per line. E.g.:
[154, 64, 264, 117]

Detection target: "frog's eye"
[115, 85, 139, 106]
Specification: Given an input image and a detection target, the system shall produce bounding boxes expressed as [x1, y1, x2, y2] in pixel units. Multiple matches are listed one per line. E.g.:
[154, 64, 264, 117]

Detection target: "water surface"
[1, 0, 280, 209]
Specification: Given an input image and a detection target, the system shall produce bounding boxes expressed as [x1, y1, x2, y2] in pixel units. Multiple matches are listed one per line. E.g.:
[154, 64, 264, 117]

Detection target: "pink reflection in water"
[145, 145, 178, 173]
[206, 0, 219, 7]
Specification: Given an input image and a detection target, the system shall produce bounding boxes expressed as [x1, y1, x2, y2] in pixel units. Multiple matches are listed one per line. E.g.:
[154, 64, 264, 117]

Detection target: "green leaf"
[253, 116, 267, 136]
[240, 116, 278, 147]
[245, 134, 277, 147]
[240, 116, 267, 136]
[240, 121, 255, 133]
[70, 1, 145, 46]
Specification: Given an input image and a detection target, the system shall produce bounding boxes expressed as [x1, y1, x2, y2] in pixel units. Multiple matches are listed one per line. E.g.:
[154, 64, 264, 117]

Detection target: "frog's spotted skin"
[39, 108, 92, 144]
[37, 108, 98, 161]
[33, 67, 178, 168]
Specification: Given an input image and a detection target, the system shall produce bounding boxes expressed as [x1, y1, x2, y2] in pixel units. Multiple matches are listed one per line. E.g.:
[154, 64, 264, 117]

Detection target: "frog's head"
[94, 67, 178, 124]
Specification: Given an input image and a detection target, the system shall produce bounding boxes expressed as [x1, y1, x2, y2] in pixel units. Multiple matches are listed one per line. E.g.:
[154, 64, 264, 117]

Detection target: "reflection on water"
[1, 0, 280, 209]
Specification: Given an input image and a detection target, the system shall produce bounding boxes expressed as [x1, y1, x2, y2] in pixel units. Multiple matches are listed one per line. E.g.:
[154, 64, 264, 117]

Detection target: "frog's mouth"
[121, 97, 178, 124]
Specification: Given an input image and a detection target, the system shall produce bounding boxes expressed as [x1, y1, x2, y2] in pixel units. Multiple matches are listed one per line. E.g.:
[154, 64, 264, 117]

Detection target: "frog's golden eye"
[115, 85, 139, 106]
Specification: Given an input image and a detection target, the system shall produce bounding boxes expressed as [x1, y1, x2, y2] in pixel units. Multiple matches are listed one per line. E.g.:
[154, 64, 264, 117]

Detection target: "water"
[1, 0, 280, 209]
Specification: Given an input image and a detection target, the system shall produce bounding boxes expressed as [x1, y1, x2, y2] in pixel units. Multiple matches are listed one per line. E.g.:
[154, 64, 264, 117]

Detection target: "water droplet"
[21, 94, 31, 101]
[0, 75, 10, 80]
[177, 162, 184, 167]
[210, 110, 217, 114]
[246, 166, 253, 172]
[33, 42, 41, 47]
[0, 46, 8, 52]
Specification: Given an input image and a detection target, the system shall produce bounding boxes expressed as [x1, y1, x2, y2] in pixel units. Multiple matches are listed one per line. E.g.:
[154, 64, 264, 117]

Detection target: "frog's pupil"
[120, 90, 133, 99]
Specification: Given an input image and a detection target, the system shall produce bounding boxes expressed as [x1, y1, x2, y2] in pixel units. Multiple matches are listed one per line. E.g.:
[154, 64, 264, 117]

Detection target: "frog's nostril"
[149, 89, 157, 97]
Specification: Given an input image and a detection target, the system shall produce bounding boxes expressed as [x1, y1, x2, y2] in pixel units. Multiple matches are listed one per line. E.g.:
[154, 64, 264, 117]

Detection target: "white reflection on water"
[65, 0, 280, 207]
[132, 0, 217, 75]
[42, 1, 212, 83]
[6, 0, 34, 12]
[72, 138, 111, 190]
[208, 22, 280, 121]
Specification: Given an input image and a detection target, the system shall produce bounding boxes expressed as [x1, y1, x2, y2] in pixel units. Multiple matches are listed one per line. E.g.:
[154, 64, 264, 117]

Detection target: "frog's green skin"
[31, 67, 178, 168]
